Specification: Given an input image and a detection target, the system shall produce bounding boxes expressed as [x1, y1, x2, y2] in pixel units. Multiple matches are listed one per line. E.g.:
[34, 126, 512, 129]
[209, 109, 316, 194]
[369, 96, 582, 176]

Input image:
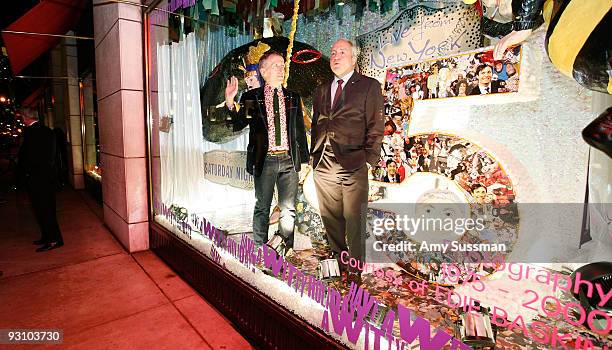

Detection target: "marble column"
[93, 0, 148, 252]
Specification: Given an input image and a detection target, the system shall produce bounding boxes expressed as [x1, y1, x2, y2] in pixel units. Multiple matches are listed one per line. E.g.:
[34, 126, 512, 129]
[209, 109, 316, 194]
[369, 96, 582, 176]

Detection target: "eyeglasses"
[265, 63, 285, 70]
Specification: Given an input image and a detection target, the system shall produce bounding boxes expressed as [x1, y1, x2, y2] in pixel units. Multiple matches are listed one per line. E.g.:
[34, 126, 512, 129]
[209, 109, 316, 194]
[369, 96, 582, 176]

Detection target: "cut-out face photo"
[244, 73, 261, 90]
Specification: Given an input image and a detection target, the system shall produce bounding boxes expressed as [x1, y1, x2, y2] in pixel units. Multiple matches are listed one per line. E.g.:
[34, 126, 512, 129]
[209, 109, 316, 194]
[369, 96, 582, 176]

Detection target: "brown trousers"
[313, 145, 368, 262]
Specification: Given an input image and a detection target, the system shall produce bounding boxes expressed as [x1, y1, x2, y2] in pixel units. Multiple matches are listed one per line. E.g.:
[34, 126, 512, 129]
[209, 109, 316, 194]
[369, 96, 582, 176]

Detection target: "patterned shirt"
[263, 84, 289, 151]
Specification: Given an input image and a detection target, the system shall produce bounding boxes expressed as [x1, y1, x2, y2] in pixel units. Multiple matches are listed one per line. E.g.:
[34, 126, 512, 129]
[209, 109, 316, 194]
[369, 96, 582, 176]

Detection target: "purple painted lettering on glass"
[328, 293, 365, 344]
[397, 303, 457, 349]
[202, 219, 216, 240]
[262, 245, 284, 276]
[356, 290, 377, 320]
[369, 324, 386, 350]
[380, 309, 395, 337]
[286, 263, 298, 287]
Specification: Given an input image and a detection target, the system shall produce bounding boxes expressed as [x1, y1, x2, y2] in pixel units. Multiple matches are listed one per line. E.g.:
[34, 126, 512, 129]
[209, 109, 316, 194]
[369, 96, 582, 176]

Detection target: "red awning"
[21, 86, 46, 107]
[1, 0, 86, 75]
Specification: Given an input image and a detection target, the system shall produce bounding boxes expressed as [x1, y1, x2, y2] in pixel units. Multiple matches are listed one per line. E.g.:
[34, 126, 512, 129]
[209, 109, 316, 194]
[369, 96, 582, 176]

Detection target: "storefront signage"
[203, 150, 254, 189]
[357, 2, 481, 81]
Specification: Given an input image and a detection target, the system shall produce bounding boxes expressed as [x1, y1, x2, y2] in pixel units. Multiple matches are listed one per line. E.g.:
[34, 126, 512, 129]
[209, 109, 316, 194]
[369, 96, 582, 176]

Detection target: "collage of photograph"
[374, 46, 522, 187]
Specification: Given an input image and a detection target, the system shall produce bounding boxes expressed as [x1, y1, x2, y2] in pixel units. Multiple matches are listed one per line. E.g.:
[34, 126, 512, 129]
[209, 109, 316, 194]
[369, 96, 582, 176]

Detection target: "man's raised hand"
[225, 76, 239, 108]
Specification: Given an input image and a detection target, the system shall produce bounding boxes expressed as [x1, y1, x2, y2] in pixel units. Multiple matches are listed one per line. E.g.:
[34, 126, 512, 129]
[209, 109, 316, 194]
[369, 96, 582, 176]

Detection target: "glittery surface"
[358, 3, 481, 81]
[285, 3, 403, 58]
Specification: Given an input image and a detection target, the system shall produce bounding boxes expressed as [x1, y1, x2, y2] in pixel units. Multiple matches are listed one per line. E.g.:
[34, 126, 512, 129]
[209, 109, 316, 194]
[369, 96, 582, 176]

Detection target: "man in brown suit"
[311, 39, 384, 280]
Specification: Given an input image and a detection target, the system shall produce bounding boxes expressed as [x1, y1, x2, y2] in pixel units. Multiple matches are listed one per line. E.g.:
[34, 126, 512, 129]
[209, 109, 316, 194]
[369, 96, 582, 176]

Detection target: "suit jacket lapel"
[254, 87, 267, 128]
[320, 81, 330, 116]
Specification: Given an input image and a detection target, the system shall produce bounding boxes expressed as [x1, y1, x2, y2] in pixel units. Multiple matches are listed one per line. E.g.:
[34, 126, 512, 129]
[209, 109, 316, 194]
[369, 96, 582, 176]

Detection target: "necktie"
[273, 89, 281, 146]
[332, 79, 344, 108]
[484, 86, 490, 94]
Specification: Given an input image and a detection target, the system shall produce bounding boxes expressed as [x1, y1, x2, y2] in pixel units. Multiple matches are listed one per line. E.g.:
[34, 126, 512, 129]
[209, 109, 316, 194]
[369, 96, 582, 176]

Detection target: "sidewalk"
[0, 186, 255, 349]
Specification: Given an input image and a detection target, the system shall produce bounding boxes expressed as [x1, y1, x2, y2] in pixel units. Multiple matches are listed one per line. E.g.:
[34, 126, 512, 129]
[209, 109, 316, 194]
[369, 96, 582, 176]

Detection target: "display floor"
[156, 215, 612, 349]
[289, 246, 611, 349]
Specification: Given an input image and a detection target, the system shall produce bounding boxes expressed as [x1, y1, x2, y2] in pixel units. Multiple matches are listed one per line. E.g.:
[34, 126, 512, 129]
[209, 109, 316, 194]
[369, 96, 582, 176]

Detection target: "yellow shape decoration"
[547, 0, 611, 77]
[240, 42, 271, 75]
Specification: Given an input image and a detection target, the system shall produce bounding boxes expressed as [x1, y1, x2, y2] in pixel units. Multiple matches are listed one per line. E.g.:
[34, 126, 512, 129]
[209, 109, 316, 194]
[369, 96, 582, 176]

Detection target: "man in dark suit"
[383, 159, 402, 183]
[311, 39, 384, 280]
[468, 64, 503, 95]
[224, 51, 309, 252]
[18, 108, 64, 252]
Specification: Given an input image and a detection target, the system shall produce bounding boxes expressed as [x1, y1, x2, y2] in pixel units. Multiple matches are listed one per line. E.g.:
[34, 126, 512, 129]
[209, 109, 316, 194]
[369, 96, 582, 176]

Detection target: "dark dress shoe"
[32, 239, 46, 245]
[35, 241, 64, 252]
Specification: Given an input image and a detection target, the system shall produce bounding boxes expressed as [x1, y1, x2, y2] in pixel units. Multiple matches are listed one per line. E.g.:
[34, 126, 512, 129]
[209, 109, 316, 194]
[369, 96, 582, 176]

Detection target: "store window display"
[146, 1, 611, 349]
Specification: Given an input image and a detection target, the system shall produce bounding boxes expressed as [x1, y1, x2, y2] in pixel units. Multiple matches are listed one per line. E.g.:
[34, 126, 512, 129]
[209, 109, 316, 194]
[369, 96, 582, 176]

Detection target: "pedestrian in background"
[17, 107, 64, 252]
